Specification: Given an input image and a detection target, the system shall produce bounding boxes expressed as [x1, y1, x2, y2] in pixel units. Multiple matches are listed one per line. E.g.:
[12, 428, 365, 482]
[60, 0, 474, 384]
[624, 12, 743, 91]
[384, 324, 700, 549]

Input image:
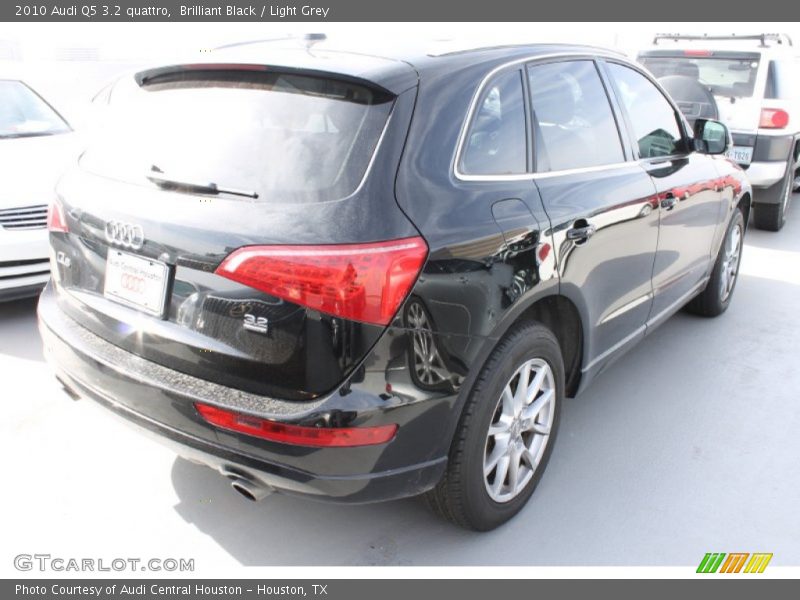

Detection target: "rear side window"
[607, 63, 684, 159]
[765, 60, 800, 100]
[460, 69, 527, 175]
[527, 60, 624, 172]
[81, 69, 394, 203]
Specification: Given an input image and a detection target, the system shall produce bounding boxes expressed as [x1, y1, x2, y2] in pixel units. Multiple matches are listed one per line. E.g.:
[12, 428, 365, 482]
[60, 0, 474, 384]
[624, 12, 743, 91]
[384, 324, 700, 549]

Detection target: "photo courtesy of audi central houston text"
[31, 35, 758, 532]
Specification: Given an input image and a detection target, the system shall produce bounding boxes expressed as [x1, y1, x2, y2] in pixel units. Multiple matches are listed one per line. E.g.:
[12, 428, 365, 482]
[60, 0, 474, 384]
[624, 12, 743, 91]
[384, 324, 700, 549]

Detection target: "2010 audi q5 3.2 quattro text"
[39, 40, 751, 531]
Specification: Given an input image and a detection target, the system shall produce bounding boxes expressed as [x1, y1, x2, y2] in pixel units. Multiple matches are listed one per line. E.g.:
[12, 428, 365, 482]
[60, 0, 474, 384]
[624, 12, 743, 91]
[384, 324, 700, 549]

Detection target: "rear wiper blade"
[146, 170, 258, 199]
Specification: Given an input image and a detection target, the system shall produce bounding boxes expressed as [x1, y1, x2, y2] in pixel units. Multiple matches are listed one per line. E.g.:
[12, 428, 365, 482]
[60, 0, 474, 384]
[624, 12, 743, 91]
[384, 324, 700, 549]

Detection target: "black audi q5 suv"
[39, 40, 750, 530]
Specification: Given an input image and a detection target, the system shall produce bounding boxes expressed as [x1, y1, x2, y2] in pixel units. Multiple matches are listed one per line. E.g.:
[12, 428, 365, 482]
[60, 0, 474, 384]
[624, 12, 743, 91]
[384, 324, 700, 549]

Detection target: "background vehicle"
[38, 40, 750, 531]
[0, 77, 75, 301]
[638, 33, 800, 231]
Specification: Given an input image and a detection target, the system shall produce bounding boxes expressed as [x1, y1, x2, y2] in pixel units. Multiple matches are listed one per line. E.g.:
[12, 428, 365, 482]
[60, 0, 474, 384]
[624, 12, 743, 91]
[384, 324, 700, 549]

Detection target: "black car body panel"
[39, 41, 751, 504]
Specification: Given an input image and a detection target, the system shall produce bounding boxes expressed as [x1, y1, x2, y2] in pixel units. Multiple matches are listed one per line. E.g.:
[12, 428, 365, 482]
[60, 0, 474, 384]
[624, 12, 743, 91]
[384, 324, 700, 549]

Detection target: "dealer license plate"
[103, 250, 169, 316]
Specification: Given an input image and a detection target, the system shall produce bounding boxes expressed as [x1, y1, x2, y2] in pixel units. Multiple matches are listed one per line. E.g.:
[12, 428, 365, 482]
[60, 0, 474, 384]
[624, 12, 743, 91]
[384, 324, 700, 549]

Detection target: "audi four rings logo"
[120, 273, 146, 294]
[105, 221, 145, 249]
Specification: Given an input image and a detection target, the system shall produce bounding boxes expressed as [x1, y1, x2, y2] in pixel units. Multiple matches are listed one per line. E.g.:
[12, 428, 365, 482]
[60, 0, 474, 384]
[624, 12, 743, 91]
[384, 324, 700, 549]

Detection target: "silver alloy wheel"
[719, 220, 743, 302]
[483, 358, 555, 503]
[407, 302, 448, 386]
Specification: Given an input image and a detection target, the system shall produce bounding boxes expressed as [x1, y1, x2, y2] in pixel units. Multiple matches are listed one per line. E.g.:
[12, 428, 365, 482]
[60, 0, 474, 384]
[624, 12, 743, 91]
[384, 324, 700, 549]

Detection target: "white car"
[639, 33, 800, 231]
[0, 78, 76, 301]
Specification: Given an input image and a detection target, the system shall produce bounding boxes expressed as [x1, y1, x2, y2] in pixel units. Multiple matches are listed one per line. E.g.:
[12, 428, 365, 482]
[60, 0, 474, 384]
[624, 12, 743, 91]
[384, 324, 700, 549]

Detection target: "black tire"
[425, 321, 564, 531]
[753, 164, 793, 231]
[686, 208, 745, 317]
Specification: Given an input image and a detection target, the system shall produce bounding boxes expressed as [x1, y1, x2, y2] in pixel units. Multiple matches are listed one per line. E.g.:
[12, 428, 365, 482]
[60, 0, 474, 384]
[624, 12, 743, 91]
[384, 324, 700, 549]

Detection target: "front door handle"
[660, 194, 677, 211]
[566, 223, 596, 242]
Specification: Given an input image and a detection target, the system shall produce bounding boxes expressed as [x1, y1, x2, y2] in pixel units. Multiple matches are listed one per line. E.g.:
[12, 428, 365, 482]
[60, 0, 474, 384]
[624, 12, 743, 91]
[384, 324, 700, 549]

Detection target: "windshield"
[81, 69, 394, 203]
[0, 80, 71, 139]
[640, 55, 761, 98]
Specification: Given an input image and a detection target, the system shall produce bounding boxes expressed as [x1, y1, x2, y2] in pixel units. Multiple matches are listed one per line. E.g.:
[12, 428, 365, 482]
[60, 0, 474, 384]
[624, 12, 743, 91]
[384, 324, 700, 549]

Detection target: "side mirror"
[693, 119, 730, 155]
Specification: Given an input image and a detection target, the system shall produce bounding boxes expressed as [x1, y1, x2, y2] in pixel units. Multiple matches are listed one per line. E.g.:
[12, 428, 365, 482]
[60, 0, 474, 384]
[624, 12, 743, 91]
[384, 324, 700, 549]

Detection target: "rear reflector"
[194, 403, 398, 447]
[215, 237, 428, 326]
[759, 108, 789, 129]
[47, 198, 68, 233]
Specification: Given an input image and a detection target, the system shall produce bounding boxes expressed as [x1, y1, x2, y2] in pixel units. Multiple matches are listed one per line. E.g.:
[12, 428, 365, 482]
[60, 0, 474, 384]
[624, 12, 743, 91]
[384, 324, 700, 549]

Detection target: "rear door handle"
[566, 223, 596, 242]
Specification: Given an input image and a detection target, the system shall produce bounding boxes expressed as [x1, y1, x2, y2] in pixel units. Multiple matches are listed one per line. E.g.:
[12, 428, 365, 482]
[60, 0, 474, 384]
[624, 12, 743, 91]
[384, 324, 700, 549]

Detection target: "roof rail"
[653, 33, 793, 48]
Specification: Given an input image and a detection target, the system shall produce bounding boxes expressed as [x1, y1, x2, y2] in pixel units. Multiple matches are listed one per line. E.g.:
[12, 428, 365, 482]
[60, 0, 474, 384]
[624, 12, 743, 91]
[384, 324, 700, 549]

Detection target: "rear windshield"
[0, 80, 71, 139]
[640, 55, 761, 98]
[81, 69, 394, 203]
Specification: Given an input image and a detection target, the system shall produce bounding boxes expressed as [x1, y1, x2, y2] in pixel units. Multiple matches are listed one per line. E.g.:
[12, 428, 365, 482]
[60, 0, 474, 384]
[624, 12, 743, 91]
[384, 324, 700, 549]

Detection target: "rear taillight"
[215, 237, 428, 326]
[47, 197, 68, 233]
[759, 108, 789, 129]
[194, 403, 398, 447]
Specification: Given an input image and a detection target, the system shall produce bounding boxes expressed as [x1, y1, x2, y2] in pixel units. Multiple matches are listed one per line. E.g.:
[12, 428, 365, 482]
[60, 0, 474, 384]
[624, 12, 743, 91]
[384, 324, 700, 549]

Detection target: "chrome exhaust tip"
[220, 467, 272, 501]
[231, 479, 271, 501]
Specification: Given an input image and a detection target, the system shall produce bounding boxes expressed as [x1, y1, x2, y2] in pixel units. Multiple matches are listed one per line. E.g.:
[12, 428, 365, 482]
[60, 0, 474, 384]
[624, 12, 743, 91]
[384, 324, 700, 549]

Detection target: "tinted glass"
[527, 60, 624, 171]
[461, 69, 527, 175]
[608, 63, 684, 159]
[0, 80, 70, 138]
[640, 55, 760, 98]
[81, 70, 393, 203]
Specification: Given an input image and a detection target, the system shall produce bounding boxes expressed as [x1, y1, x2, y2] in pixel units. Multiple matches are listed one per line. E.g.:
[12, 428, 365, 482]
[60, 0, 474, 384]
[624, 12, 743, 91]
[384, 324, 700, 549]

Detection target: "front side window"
[607, 63, 684, 159]
[527, 60, 624, 172]
[460, 69, 527, 175]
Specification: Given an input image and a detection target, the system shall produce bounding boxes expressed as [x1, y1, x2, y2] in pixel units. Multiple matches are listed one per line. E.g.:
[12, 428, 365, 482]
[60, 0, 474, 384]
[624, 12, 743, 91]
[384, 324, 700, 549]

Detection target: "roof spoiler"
[133, 62, 396, 102]
[653, 33, 793, 48]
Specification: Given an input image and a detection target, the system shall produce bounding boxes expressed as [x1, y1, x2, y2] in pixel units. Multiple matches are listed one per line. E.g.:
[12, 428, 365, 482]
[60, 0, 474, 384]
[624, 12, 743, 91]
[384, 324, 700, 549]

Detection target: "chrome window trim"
[452, 52, 669, 183]
[456, 160, 642, 183]
[531, 161, 639, 180]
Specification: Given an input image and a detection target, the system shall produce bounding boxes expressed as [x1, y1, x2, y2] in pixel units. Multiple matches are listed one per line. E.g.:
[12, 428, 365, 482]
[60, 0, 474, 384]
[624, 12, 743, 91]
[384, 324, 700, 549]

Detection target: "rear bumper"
[0, 281, 47, 302]
[38, 283, 454, 504]
[734, 132, 797, 189]
[746, 161, 788, 189]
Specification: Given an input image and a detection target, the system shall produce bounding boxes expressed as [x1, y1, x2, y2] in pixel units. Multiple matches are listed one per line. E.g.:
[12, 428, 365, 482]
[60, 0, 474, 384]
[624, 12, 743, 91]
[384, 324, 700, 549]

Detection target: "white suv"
[1, 78, 76, 301]
[639, 33, 800, 231]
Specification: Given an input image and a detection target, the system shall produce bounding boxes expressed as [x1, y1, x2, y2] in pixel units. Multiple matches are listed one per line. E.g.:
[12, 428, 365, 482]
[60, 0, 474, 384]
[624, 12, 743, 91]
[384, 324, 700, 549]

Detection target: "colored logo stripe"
[744, 553, 773, 573]
[697, 553, 726, 573]
[719, 553, 749, 573]
[697, 552, 773, 573]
